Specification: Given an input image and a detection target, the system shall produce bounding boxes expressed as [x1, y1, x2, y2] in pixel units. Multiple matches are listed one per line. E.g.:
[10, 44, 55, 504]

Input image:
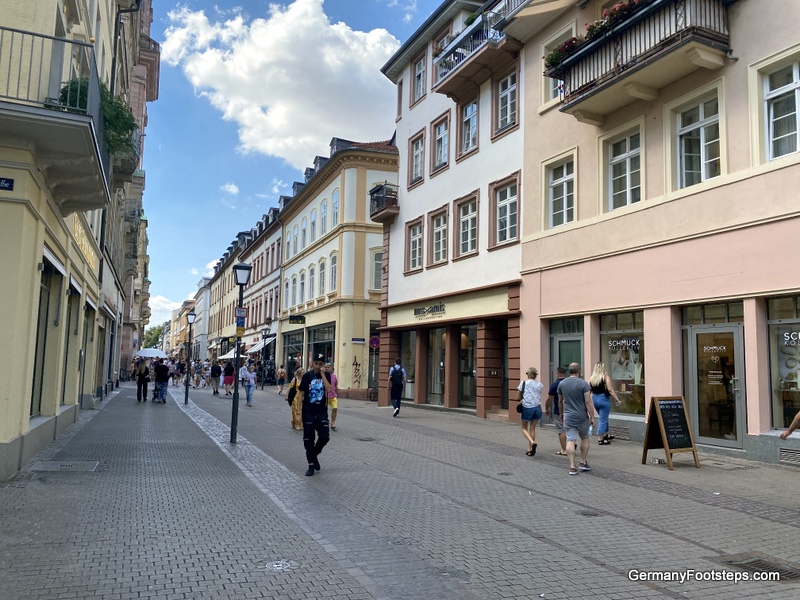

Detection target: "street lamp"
[230, 261, 252, 443]
[260, 324, 271, 390]
[184, 310, 196, 405]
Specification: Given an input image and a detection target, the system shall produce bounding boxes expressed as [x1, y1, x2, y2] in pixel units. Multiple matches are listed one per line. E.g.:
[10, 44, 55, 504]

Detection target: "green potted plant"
[464, 12, 479, 26]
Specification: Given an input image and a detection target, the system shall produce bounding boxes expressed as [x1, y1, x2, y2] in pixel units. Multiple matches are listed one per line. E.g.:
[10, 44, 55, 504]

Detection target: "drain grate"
[608, 425, 631, 441]
[30, 461, 99, 472]
[779, 447, 800, 467]
[720, 553, 800, 582]
[355, 437, 376, 442]
[261, 560, 301, 573]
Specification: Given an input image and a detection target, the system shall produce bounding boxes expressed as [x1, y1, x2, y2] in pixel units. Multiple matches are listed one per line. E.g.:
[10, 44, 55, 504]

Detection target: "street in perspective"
[2, 382, 799, 600]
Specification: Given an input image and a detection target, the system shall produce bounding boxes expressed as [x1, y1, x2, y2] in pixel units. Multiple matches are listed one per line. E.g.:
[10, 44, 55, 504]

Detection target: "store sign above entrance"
[414, 302, 446, 321]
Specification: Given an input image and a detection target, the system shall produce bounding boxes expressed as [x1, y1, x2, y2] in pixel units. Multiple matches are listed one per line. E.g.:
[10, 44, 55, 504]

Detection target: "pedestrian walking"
[193, 361, 202, 389]
[223, 361, 235, 395]
[517, 367, 544, 456]
[557, 363, 596, 476]
[389, 358, 406, 417]
[781, 409, 800, 440]
[277, 364, 287, 395]
[326, 363, 339, 431]
[288, 368, 305, 429]
[135, 358, 150, 403]
[153, 358, 170, 403]
[210, 360, 222, 395]
[589, 362, 621, 445]
[243, 365, 257, 407]
[298, 355, 333, 476]
[545, 366, 568, 456]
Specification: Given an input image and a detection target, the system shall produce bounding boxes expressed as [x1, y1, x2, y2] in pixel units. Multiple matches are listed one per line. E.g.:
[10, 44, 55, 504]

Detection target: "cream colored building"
[207, 232, 252, 360]
[501, 0, 800, 461]
[278, 138, 398, 396]
[0, 0, 158, 480]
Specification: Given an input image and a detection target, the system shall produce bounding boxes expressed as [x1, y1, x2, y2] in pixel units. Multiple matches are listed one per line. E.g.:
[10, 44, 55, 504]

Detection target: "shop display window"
[600, 311, 644, 415]
[400, 331, 416, 400]
[768, 296, 800, 429]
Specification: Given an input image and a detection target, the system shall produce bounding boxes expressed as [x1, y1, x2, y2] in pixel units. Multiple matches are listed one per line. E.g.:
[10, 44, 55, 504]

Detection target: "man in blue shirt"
[545, 366, 568, 455]
[298, 354, 333, 476]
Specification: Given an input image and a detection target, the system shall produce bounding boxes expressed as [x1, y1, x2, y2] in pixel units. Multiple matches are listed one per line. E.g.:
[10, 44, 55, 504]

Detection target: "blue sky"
[144, 0, 441, 325]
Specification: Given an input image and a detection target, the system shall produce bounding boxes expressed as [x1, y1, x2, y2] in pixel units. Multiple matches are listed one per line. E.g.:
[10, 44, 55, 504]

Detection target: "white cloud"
[149, 295, 182, 326]
[203, 260, 216, 277]
[270, 177, 288, 195]
[220, 182, 239, 195]
[190, 268, 199, 275]
[387, 0, 418, 23]
[162, 0, 400, 170]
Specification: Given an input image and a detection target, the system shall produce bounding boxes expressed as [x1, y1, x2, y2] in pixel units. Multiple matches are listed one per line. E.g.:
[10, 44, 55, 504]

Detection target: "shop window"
[600, 311, 645, 415]
[768, 296, 800, 429]
[681, 302, 744, 325]
[399, 330, 416, 400]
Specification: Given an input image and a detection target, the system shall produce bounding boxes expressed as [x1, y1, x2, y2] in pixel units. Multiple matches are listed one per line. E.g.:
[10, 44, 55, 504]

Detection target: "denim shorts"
[521, 405, 542, 422]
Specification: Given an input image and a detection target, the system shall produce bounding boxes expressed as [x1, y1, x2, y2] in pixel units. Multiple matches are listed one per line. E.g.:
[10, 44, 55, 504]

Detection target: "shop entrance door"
[688, 327, 745, 448]
[552, 335, 583, 377]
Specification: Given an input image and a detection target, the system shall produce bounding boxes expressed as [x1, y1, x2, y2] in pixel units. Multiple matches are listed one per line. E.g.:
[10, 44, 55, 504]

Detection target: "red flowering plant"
[585, 0, 654, 41]
[543, 36, 584, 69]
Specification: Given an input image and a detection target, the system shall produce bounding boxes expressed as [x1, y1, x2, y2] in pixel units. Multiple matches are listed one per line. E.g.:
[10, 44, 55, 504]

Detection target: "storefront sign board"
[387, 288, 508, 328]
[641, 396, 700, 471]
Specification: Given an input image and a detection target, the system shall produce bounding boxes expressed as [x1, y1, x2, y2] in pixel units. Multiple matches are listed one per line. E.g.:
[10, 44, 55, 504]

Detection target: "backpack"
[286, 382, 297, 406]
[390, 366, 404, 386]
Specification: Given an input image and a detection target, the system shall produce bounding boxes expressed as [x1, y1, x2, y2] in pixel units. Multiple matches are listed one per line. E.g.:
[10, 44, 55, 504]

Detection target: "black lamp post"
[184, 310, 196, 405]
[260, 325, 271, 390]
[230, 261, 252, 443]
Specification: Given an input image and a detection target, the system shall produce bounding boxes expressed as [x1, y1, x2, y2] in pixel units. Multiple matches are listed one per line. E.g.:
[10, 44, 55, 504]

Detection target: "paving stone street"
[2, 382, 800, 600]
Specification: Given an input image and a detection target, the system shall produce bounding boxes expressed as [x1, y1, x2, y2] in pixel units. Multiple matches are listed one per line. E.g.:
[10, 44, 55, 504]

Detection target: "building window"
[397, 78, 404, 119]
[496, 72, 517, 131]
[406, 220, 423, 272]
[766, 62, 800, 160]
[429, 210, 448, 265]
[678, 96, 720, 188]
[600, 311, 645, 415]
[310, 210, 316, 242]
[541, 28, 573, 104]
[455, 194, 478, 258]
[309, 266, 315, 299]
[332, 190, 339, 226]
[284, 280, 289, 309]
[548, 158, 574, 228]
[291, 276, 297, 306]
[432, 113, 449, 171]
[409, 131, 425, 185]
[319, 260, 326, 296]
[301, 218, 307, 248]
[489, 173, 520, 247]
[372, 251, 383, 290]
[286, 234, 291, 259]
[299, 271, 305, 303]
[330, 254, 338, 292]
[293, 225, 299, 254]
[413, 55, 426, 104]
[459, 99, 478, 156]
[608, 131, 641, 210]
[321, 201, 327, 235]
[768, 296, 800, 429]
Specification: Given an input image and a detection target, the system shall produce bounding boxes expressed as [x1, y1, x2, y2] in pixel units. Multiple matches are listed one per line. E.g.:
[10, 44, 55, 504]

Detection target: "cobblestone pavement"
[2, 383, 799, 599]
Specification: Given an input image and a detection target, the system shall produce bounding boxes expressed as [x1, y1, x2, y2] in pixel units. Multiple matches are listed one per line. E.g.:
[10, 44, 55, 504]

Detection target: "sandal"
[568, 467, 578, 476]
[598, 439, 611, 445]
[604, 434, 615, 441]
[555, 450, 568, 456]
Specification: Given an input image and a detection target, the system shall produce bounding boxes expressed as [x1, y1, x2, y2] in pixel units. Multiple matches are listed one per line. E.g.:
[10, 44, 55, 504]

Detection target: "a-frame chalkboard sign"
[641, 396, 700, 471]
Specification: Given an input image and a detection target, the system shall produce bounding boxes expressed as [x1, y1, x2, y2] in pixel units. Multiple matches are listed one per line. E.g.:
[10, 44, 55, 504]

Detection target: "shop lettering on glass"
[608, 337, 640, 351]
[784, 332, 800, 346]
[703, 346, 727, 353]
[414, 302, 446, 321]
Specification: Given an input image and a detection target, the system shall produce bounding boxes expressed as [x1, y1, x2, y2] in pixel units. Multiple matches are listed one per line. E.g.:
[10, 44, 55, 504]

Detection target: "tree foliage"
[142, 325, 163, 349]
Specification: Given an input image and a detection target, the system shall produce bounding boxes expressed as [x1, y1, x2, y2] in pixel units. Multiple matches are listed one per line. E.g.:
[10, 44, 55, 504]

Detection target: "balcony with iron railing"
[544, 0, 731, 125]
[369, 183, 399, 225]
[432, 8, 522, 103]
[113, 128, 142, 179]
[0, 25, 110, 215]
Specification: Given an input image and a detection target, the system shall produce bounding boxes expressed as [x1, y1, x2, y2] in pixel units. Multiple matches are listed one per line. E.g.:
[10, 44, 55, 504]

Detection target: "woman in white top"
[517, 367, 544, 456]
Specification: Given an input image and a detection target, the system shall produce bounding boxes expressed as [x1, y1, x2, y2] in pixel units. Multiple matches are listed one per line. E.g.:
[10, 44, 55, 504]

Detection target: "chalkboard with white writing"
[641, 396, 700, 470]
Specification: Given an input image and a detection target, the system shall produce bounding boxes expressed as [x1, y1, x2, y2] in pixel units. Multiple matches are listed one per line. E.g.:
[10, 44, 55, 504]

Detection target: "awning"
[246, 335, 276, 354]
[218, 348, 237, 360]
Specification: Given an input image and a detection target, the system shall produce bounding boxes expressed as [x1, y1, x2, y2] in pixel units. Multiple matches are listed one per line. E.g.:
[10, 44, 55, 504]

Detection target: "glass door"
[689, 327, 745, 448]
[552, 335, 583, 378]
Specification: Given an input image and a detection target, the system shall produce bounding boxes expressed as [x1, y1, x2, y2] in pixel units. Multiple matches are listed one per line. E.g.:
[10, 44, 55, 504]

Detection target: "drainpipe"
[110, 0, 142, 95]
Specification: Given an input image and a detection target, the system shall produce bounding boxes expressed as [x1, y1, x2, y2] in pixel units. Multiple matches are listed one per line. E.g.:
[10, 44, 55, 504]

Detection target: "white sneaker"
[393, 408, 399, 417]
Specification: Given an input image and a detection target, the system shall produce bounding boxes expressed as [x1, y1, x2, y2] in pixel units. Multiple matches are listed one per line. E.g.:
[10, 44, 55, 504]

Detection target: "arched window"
[319, 260, 326, 295]
[332, 190, 339, 226]
[293, 225, 299, 254]
[301, 218, 307, 248]
[310, 210, 317, 242]
[330, 253, 338, 291]
[284, 280, 289, 309]
[291, 276, 297, 306]
[299, 271, 305, 303]
[309, 265, 315, 298]
[286, 233, 291, 259]
[321, 201, 328, 235]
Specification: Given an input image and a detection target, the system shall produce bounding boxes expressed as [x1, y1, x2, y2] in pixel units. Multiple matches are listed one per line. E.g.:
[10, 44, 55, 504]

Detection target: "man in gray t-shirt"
[557, 363, 596, 476]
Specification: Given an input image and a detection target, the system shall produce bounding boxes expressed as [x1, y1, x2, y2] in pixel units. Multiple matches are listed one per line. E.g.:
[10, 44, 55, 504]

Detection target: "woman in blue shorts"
[517, 367, 544, 456]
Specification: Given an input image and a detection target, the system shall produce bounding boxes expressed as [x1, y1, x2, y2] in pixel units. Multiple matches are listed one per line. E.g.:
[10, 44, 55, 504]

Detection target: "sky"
[144, 0, 442, 326]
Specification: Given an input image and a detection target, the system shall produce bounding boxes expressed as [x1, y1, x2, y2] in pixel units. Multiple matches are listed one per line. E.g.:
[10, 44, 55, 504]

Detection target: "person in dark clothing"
[388, 358, 406, 417]
[223, 361, 235, 395]
[298, 354, 333, 476]
[210, 361, 222, 395]
[545, 366, 568, 455]
[135, 359, 150, 403]
[153, 358, 170, 403]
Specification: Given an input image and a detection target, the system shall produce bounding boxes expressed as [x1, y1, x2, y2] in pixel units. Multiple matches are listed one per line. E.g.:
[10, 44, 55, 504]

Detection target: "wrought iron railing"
[369, 184, 399, 217]
[546, 0, 729, 102]
[0, 25, 109, 178]
[433, 12, 507, 85]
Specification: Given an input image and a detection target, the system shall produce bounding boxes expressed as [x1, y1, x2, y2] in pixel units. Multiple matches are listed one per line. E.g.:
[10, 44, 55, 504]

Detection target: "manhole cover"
[719, 553, 800, 582]
[389, 538, 413, 546]
[578, 510, 601, 517]
[30, 461, 99, 472]
[261, 560, 301, 573]
[355, 437, 376, 442]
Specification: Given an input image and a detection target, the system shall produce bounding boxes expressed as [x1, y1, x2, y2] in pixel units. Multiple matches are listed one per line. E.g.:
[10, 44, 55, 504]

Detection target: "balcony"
[432, 11, 522, 103]
[0, 26, 110, 215]
[112, 129, 142, 179]
[369, 183, 399, 225]
[545, 0, 731, 125]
